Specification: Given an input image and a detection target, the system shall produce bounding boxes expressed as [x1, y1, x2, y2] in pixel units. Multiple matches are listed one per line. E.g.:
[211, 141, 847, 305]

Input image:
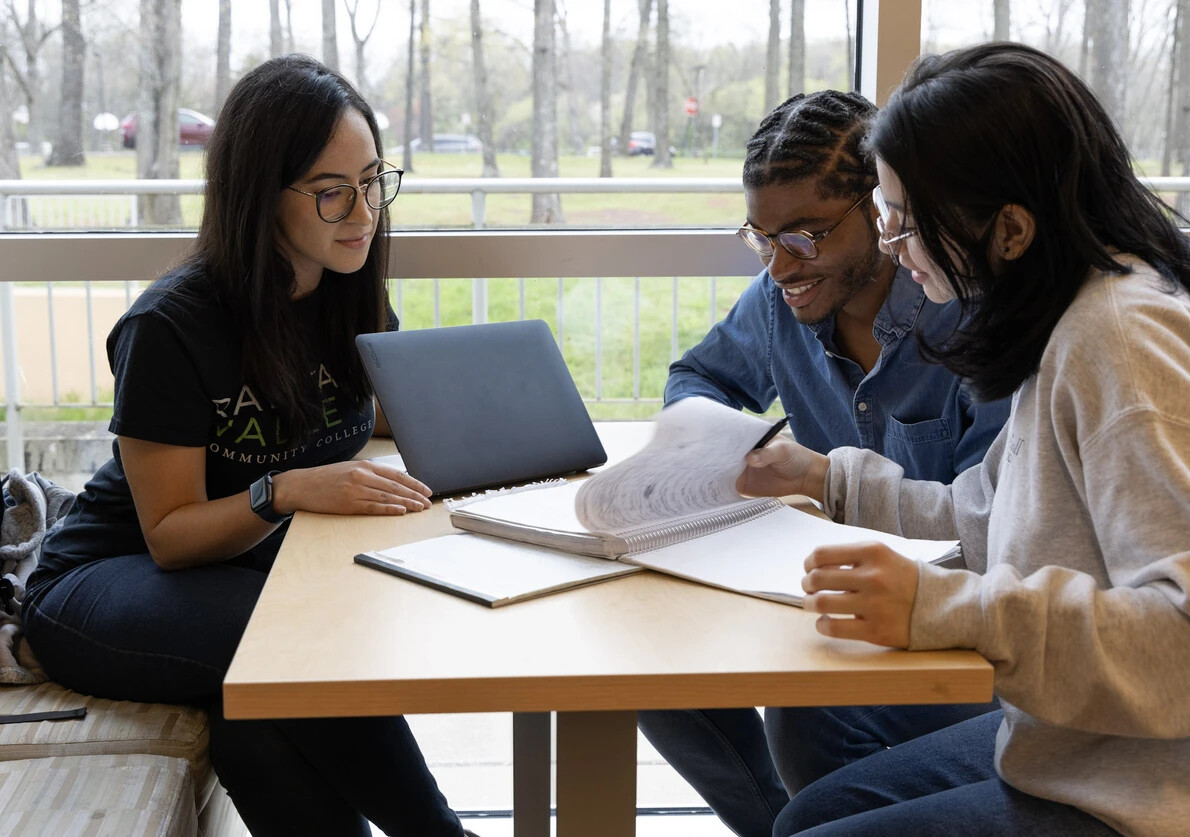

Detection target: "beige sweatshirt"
[823, 256, 1190, 836]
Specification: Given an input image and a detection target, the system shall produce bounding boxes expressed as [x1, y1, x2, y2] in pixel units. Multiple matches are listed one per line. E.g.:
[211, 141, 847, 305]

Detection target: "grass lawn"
[17, 150, 748, 229]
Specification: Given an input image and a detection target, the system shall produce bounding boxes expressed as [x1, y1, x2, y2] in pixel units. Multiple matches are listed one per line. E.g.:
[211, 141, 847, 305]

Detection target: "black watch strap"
[249, 470, 291, 524]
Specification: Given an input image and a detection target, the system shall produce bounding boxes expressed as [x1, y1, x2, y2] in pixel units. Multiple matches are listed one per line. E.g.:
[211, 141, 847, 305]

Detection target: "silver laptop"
[356, 320, 607, 497]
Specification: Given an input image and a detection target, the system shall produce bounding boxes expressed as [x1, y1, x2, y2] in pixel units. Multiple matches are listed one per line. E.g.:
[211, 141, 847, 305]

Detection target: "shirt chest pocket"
[882, 414, 954, 482]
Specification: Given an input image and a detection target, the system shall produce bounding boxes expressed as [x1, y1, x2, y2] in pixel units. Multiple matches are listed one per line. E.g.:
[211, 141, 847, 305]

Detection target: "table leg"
[513, 712, 551, 837]
[556, 710, 637, 837]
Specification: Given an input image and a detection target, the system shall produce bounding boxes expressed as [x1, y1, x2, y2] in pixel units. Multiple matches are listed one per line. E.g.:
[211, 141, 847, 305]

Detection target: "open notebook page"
[625, 505, 960, 605]
[575, 397, 773, 531]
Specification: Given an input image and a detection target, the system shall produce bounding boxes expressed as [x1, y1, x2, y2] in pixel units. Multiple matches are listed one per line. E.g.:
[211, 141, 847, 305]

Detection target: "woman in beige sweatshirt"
[750, 43, 1190, 837]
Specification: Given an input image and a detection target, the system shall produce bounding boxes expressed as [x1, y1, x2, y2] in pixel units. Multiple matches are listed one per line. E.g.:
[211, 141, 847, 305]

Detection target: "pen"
[751, 415, 790, 450]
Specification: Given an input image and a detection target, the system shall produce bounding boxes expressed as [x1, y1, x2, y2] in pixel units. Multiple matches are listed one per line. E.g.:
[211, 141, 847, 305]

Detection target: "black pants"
[23, 554, 463, 837]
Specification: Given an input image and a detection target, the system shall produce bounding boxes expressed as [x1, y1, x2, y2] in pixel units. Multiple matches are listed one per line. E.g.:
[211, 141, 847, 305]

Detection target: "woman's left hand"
[801, 542, 920, 648]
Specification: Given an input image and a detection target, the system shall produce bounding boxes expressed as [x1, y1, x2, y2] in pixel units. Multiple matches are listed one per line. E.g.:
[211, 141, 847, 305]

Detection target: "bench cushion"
[0, 753, 196, 837]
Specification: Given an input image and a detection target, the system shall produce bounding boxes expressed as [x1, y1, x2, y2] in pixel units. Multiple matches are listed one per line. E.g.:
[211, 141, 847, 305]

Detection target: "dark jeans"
[774, 711, 1120, 836]
[22, 554, 462, 837]
[764, 700, 1000, 795]
[637, 699, 998, 837]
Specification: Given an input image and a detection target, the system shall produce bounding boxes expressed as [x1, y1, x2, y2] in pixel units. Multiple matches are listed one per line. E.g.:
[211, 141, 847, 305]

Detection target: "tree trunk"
[47, 0, 85, 166]
[0, 52, 27, 227]
[1090, 0, 1129, 128]
[599, 0, 612, 177]
[844, 0, 854, 91]
[269, 0, 282, 57]
[558, 9, 583, 156]
[531, 0, 562, 223]
[1080, 0, 1095, 79]
[322, 0, 339, 70]
[470, 0, 499, 177]
[650, 0, 672, 168]
[283, 0, 295, 53]
[788, 0, 804, 98]
[765, 0, 780, 112]
[403, 0, 415, 172]
[1162, 0, 1182, 176]
[993, 0, 1010, 40]
[1176, 0, 1190, 213]
[137, 0, 181, 226]
[344, 0, 380, 100]
[618, 0, 652, 156]
[0, 50, 21, 180]
[215, 0, 231, 113]
[419, 0, 433, 149]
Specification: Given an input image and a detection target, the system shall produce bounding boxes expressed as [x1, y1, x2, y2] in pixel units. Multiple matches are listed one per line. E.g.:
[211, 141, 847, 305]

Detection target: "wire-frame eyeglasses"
[286, 164, 404, 223]
[736, 192, 871, 262]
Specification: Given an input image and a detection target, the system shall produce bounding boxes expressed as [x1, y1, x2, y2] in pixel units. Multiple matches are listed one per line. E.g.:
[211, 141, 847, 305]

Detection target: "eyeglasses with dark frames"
[286, 163, 404, 223]
[736, 192, 871, 262]
[872, 185, 918, 267]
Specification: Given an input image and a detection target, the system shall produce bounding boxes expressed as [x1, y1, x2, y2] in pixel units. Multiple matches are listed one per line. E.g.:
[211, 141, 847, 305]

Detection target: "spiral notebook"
[434, 398, 961, 606]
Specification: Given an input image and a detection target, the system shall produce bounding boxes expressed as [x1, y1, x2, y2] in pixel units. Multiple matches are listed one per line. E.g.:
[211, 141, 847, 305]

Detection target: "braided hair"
[743, 90, 878, 199]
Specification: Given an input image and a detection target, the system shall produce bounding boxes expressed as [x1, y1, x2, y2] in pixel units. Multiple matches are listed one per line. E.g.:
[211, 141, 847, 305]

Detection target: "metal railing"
[5, 175, 1190, 472]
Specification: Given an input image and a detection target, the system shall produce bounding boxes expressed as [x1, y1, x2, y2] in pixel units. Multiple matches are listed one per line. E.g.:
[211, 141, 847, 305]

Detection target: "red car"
[120, 108, 215, 149]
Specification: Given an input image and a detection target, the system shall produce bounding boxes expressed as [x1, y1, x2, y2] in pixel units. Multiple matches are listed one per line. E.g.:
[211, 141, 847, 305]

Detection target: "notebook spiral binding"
[619, 498, 784, 555]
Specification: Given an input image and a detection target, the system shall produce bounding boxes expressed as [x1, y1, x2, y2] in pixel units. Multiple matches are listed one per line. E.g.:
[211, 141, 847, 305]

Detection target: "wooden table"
[223, 422, 992, 837]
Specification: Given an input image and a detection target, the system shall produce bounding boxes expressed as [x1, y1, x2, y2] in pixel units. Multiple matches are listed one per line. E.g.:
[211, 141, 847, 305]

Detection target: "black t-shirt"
[37, 267, 396, 581]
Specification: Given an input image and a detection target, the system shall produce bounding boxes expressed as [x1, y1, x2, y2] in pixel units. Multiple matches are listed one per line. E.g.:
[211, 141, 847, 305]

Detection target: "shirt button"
[857, 402, 868, 412]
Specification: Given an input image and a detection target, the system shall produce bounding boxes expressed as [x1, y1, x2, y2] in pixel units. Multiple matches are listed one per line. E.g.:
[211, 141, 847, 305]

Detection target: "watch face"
[250, 473, 278, 521]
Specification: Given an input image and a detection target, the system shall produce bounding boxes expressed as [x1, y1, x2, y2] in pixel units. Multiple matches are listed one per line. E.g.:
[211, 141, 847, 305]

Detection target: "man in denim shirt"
[637, 91, 1010, 837]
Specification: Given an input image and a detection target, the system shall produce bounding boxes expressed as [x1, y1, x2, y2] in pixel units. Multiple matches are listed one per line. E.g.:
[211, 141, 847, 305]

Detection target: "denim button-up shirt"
[665, 267, 1010, 483]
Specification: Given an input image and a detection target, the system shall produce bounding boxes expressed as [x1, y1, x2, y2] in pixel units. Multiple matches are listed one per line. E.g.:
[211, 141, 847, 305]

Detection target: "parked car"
[404, 133, 484, 153]
[120, 108, 215, 149]
[626, 130, 656, 156]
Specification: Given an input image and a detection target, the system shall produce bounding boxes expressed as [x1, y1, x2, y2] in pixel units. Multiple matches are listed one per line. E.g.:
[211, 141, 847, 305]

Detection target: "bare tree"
[844, 0, 854, 89]
[599, 0, 612, 177]
[993, 0, 1010, 39]
[47, 0, 84, 166]
[344, 0, 380, 99]
[137, 0, 181, 226]
[403, 0, 415, 172]
[1080, 0, 1095, 78]
[650, 0, 672, 169]
[788, 0, 804, 98]
[0, 41, 22, 181]
[215, 0, 231, 113]
[765, 0, 780, 112]
[418, 0, 432, 149]
[269, 0, 282, 57]
[470, 0, 499, 176]
[1175, 0, 1190, 212]
[3, 0, 61, 150]
[531, 0, 562, 223]
[283, 0, 295, 53]
[618, 0, 652, 155]
[322, 0, 339, 70]
[1090, 0, 1129, 126]
[558, 3, 583, 156]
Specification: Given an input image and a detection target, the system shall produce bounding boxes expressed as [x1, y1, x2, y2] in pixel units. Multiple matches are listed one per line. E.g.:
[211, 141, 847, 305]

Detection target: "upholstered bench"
[0, 681, 247, 837]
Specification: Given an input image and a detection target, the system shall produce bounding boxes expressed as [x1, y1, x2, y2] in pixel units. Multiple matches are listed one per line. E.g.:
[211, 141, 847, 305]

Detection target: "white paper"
[575, 397, 771, 531]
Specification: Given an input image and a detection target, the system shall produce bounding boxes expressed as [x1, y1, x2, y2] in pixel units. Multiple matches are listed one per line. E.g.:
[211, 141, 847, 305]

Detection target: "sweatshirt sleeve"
[822, 425, 1004, 573]
[910, 409, 1190, 739]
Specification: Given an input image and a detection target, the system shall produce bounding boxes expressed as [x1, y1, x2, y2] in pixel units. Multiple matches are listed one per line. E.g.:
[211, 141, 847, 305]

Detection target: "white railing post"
[470, 190, 486, 229]
[472, 277, 488, 324]
[1, 280, 23, 474]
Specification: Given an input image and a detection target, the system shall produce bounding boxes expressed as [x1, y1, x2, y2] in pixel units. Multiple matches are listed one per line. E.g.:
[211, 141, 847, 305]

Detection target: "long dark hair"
[868, 42, 1190, 401]
[189, 54, 389, 440]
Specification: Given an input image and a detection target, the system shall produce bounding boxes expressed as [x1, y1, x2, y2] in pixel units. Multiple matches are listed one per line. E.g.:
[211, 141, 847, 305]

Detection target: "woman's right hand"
[272, 460, 432, 516]
[737, 437, 829, 503]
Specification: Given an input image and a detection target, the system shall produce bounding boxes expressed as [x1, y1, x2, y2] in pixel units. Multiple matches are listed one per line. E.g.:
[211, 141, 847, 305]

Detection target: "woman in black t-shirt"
[23, 56, 466, 837]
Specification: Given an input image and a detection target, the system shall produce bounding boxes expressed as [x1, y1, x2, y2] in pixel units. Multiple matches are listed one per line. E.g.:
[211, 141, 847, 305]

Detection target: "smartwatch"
[249, 470, 291, 524]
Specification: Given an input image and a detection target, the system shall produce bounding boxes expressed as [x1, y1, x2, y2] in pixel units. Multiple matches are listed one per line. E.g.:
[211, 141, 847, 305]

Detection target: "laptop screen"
[356, 320, 607, 497]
